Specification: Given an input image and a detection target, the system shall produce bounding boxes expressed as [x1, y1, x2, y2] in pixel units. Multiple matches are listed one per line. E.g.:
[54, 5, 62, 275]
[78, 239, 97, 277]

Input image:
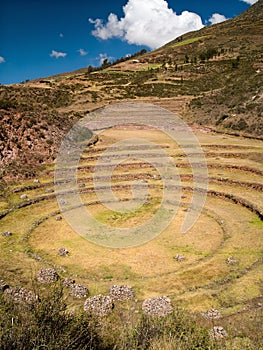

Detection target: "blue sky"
[0, 0, 257, 84]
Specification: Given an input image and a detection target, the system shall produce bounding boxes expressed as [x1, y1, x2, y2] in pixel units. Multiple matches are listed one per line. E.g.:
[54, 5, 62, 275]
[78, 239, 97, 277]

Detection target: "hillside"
[111, 0, 263, 136]
[0, 1, 262, 177]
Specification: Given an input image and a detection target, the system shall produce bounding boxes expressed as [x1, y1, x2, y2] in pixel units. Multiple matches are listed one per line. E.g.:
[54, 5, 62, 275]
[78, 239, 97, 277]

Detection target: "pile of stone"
[210, 326, 228, 339]
[226, 256, 239, 265]
[142, 296, 173, 317]
[4, 286, 38, 305]
[57, 248, 69, 256]
[203, 309, 222, 319]
[174, 254, 185, 262]
[2, 231, 12, 237]
[108, 284, 135, 301]
[84, 295, 114, 316]
[36, 268, 59, 284]
[69, 283, 89, 298]
[62, 277, 75, 287]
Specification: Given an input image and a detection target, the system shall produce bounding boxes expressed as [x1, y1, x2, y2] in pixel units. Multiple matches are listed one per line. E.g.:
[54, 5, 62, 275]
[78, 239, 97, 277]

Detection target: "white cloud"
[78, 48, 88, 56]
[0, 56, 5, 63]
[98, 53, 113, 65]
[89, 0, 204, 49]
[209, 13, 228, 25]
[50, 50, 67, 59]
[240, 0, 258, 4]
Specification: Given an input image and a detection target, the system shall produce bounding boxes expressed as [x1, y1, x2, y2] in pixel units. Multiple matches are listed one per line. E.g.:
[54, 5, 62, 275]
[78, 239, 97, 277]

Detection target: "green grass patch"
[170, 35, 209, 48]
[94, 198, 161, 227]
[249, 217, 263, 227]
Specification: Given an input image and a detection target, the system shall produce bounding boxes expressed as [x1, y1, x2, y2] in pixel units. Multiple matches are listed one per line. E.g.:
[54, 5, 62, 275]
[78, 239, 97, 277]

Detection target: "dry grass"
[1, 128, 262, 318]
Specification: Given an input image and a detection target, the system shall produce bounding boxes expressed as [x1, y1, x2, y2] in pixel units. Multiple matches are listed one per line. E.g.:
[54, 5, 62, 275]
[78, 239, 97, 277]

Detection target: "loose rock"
[210, 326, 228, 339]
[108, 284, 135, 301]
[70, 283, 89, 298]
[0, 280, 9, 292]
[142, 296, 173, 317]
[2, 231, 12, 237]
[226, 256, 239, 265]
[45, 188, 54, 193]
[84, 295, 114, 316]
[58, 248, 69, 256]
[20, 194, 28, 200]
[56, 215, 63, 221]
[37, 268, 59, 284]
[174, 254, 185, 262]
[203, 309, 222, 319]
[33, 179, 40, 183]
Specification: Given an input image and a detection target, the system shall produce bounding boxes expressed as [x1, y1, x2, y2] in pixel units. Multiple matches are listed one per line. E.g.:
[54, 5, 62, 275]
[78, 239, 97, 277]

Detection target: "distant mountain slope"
[127, 0, 263, 136]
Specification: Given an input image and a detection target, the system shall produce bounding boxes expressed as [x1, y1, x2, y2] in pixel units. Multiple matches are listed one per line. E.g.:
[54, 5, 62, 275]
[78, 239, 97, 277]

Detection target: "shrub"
[0, 284, 105, 350]
[119, 309, 213, 350]
[0, 99, 16, 110]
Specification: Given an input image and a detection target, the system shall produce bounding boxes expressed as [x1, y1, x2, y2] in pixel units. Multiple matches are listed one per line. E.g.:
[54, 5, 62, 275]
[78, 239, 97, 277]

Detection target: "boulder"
[226, 256, 239, 265]
[57, 248, 69, 256]
[20, 194, 28, 200]
[174, 254, 185, 262]
[2, 231, 12, 237]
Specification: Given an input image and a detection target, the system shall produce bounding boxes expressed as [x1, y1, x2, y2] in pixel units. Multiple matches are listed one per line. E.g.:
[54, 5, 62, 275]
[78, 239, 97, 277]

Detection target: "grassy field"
[1, 118, 263, 349]
[1, 124, 262, 309]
